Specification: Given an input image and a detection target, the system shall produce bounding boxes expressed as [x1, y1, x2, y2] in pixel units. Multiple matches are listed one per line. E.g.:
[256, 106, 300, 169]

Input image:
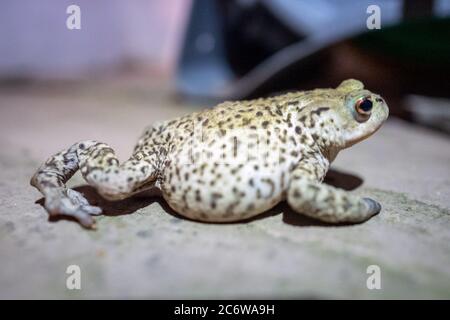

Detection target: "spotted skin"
[31, 79, 389, 228]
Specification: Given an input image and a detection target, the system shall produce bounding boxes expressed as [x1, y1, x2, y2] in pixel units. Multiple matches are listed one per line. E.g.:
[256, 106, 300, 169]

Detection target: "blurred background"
[1, 0, 449, 128]
[0, 0, 186, 78]
[0, 0, 449, 299]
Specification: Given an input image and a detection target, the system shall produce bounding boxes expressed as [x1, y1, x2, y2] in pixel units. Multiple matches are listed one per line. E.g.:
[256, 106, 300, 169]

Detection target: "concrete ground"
[0, 78, 449, 299]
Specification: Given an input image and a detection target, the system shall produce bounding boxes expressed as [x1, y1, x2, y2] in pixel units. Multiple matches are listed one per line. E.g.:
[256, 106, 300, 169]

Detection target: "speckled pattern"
[31, 79, 388, 228]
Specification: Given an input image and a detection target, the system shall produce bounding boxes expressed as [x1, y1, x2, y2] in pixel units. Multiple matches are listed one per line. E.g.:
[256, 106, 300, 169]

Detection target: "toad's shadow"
[37, 168, 363, 228]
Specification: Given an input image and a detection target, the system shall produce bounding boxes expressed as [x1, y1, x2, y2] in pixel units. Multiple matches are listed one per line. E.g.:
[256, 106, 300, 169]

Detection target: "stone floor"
[0, 79, 449, 299]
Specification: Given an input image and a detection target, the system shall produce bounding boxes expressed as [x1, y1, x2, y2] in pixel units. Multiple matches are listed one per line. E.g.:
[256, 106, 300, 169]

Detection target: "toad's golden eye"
[355, 97, 373, 116]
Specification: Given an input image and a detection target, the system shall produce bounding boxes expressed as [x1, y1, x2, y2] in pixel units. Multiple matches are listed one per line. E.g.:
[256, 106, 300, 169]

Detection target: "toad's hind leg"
[31, 140, 158, 228]
[287, 157, 381, 223]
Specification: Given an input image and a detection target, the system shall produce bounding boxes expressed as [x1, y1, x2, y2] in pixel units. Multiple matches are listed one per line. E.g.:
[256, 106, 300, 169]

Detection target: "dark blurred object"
[405, 95, 450, 134]
[176, 0, 450, 123]
[354, 17, 450, 96]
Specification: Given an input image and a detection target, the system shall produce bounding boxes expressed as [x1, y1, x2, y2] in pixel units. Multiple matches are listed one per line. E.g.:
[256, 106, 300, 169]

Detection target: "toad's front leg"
[287, 157, 381, 223]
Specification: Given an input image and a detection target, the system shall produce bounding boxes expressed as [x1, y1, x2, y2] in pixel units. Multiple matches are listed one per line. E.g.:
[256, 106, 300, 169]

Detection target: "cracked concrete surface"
[0, 80, 449, 299]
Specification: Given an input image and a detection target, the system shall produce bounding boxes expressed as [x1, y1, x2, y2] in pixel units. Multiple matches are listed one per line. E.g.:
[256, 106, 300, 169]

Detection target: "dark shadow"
[73, 185, 159, 216]
[242, 201, 358, 227]
[35, 168, 365, 228]
[323, 168, 363, 190]
[246, 201, 332, 227]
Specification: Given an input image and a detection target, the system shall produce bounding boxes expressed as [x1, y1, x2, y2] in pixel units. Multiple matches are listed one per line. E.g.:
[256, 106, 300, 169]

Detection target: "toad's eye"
[355, 97, 373, 115]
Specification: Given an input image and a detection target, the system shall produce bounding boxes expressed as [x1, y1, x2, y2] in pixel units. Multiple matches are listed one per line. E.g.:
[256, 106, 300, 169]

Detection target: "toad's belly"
[160, 159, 291, 222]
[159, 130, 299, 221]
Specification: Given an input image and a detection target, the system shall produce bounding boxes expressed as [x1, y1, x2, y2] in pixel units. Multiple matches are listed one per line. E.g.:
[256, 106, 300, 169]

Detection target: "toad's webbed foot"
[44, 188, 102, 228]
[362, 197, 382, 216]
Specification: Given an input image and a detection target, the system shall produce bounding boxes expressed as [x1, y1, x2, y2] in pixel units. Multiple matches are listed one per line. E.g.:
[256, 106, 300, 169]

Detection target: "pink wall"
[0, 0, 191, 79]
